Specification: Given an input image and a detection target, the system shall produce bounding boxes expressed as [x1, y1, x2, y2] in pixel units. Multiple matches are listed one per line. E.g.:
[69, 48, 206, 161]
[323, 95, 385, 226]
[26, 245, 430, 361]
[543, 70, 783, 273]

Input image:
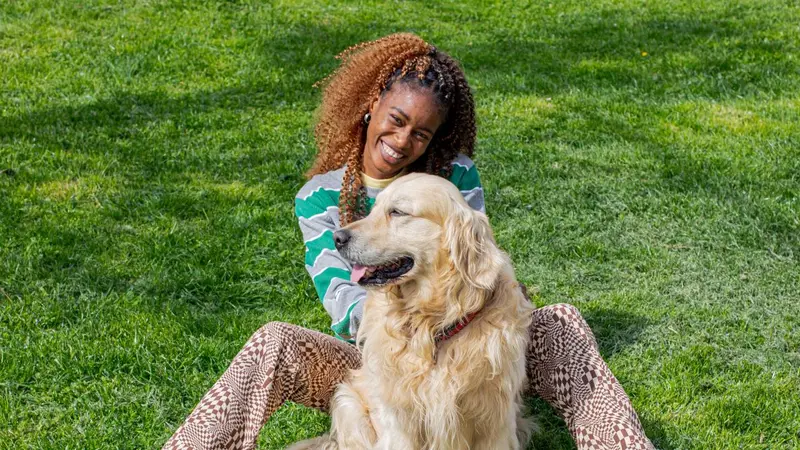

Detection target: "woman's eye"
[414, 132, 429, 141]
[391, 115, 402, 125]
[389, 208, 407, 217]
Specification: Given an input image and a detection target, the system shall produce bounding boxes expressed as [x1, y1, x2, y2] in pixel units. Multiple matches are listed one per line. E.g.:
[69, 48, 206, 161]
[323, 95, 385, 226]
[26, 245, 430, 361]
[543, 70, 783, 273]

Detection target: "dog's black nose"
[333, 229, 351, 250]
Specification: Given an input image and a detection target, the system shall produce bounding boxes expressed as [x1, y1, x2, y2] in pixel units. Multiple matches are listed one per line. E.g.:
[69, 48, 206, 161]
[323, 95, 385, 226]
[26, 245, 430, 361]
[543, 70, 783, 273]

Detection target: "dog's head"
[334, 173, 503, 291]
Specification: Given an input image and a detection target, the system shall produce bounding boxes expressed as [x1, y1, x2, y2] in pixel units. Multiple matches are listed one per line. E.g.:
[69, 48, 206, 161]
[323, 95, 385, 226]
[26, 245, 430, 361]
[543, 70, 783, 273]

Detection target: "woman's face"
[362, 83, 445, 179]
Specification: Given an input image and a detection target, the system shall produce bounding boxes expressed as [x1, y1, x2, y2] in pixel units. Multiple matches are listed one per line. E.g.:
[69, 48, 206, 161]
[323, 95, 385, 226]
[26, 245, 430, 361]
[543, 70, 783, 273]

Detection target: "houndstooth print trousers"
[164, 304, 654, 449]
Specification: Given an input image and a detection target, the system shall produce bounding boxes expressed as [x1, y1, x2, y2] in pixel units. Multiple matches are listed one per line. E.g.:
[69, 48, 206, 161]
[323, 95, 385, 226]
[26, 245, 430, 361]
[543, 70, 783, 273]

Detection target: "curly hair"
[309, 33, 476, 225]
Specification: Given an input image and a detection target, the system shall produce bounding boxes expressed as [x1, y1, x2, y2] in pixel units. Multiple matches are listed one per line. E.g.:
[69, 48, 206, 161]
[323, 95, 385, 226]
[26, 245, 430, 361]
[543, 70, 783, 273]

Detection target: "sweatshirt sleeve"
[295, 181, 365, 342]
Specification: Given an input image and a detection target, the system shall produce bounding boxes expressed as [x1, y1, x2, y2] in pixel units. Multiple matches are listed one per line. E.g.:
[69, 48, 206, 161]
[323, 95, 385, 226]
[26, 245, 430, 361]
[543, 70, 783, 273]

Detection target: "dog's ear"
[444, 203, 503, 290]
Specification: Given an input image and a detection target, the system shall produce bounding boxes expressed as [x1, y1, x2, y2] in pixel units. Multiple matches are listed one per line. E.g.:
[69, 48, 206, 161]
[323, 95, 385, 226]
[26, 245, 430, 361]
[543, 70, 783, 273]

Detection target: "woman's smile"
[379, 139, 406, 164]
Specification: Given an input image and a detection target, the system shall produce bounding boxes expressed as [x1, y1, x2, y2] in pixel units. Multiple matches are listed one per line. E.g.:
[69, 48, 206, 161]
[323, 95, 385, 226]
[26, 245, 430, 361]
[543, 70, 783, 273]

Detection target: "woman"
[164, 33, 653, 450]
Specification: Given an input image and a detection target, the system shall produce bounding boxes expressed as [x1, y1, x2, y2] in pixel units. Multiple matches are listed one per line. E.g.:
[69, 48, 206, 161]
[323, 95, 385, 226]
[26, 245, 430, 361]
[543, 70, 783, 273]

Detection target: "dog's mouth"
[350, 257, 415, 286]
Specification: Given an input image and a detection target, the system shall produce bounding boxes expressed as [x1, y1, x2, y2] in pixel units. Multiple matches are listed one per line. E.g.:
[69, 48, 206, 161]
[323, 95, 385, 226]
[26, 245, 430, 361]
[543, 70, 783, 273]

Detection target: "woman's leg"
[526, 304, 654, 450]
[163, 322, 361, 450]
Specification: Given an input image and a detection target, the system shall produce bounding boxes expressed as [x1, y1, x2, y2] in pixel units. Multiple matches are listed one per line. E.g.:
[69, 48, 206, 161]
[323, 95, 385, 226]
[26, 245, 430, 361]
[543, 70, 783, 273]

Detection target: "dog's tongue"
[350, 264, 368, 283]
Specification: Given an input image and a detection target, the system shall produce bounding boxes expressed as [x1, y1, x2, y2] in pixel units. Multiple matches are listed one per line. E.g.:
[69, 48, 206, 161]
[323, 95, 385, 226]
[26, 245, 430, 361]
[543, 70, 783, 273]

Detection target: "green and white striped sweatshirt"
[294, 153, 485, 342]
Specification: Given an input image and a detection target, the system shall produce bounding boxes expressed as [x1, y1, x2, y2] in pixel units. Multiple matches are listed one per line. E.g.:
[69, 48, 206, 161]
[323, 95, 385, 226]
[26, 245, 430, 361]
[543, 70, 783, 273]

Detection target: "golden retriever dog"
[290, 173, 535, 450]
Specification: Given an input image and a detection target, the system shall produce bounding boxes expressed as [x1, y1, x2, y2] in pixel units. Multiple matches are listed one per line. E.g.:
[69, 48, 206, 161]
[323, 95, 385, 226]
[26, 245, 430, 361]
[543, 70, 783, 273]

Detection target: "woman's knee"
[534, 303, 598, 349]
[253, 321, 297, 341]
[239, 321, 303, 365]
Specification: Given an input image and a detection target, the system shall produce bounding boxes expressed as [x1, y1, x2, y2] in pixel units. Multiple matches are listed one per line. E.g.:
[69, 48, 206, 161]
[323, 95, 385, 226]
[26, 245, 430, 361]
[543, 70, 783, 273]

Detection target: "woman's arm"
[295, 183, 366, 342]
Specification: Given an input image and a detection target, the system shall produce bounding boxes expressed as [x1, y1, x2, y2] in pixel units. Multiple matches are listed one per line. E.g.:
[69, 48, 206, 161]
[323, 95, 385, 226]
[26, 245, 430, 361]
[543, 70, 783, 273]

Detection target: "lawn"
[1, 0, 799, 448]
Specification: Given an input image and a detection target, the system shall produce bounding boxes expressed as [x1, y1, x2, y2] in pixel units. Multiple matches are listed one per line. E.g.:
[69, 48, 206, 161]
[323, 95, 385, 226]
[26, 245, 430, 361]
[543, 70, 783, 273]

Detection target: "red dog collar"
[434, 310, 480, 344]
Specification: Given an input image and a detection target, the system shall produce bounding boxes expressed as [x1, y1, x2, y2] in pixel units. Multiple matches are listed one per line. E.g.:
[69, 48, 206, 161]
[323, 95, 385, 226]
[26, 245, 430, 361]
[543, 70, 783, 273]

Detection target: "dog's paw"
[285, 434, 338, 450]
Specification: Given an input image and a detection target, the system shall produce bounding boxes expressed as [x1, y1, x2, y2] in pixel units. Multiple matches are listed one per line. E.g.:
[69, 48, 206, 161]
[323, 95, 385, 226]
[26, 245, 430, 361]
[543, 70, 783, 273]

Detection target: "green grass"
[1, 0, 799, 448]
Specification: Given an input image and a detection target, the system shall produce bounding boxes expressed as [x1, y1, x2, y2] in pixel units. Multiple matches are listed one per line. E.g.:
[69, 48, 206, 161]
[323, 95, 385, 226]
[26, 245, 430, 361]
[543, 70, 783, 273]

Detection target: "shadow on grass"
[583, 306, 651, 359]
[639, 415, 676, 450]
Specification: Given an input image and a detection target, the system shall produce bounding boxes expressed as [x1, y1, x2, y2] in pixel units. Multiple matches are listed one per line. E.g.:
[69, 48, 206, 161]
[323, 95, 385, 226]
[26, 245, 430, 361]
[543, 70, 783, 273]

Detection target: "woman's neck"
[361, 169, 407, 189]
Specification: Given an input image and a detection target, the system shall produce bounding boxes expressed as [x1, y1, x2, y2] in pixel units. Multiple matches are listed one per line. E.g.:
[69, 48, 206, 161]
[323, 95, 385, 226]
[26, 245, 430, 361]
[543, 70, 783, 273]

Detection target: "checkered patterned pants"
[164, 304, 654, 449]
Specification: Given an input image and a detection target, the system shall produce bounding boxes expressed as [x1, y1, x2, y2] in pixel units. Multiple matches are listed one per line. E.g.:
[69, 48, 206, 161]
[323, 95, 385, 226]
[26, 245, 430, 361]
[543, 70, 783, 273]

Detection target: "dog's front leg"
[371, 408, 418, 450]
[329, 382, 376, 450]
[471, 408, 529, 450]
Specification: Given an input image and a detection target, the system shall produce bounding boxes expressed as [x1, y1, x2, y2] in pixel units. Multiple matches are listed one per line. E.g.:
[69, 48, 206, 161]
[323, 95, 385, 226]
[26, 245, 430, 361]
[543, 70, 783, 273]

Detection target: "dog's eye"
[389, 208, 408, 217]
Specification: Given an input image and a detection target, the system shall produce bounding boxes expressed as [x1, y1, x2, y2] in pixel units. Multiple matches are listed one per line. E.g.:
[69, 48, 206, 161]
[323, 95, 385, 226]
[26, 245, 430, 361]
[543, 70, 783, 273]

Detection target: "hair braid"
[310, 33, 476, 224]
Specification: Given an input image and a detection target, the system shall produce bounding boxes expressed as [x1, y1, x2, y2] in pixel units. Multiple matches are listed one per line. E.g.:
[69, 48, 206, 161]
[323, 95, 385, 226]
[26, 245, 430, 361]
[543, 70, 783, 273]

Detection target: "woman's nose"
[394, 130, 411, 149]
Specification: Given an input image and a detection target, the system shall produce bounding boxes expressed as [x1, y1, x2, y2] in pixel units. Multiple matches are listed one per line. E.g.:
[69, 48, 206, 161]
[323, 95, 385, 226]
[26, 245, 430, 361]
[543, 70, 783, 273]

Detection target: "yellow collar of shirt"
[360, 170, 407, 189]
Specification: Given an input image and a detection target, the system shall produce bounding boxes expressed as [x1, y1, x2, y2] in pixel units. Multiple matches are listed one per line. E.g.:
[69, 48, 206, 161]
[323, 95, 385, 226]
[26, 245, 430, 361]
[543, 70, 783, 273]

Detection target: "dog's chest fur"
[352, 284, 531, 448]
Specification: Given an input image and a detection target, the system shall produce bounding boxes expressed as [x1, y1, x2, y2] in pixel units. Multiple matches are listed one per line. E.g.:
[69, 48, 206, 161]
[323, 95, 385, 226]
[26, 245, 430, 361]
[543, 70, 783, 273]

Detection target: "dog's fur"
[290, 173, 535, 450]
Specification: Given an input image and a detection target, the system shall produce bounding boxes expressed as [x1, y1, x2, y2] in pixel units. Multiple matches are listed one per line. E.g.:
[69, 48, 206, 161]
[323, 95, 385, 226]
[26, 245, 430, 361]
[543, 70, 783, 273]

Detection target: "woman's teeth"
[381, 141, 404, 160]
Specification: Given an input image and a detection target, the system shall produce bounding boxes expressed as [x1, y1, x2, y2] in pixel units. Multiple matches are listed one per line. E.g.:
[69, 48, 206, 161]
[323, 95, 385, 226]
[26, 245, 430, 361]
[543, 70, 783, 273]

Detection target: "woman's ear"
[444, 203, 503, 290]
[369, 95, 380, 116]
